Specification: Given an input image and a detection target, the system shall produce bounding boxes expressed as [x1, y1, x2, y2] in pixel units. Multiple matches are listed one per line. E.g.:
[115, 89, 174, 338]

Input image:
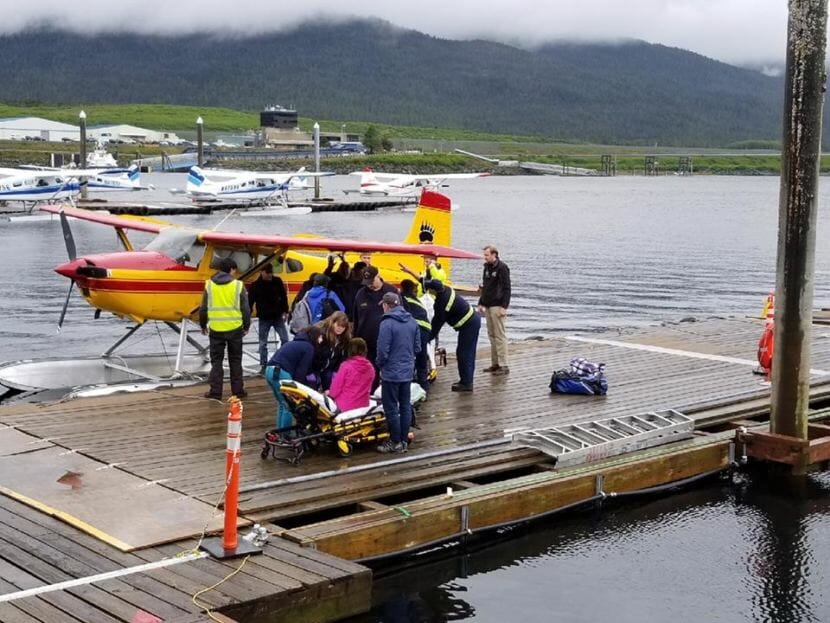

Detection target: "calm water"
[349, 470, 830, 623]
[2, 174, 830, 621]
[4, 173, 830, 360]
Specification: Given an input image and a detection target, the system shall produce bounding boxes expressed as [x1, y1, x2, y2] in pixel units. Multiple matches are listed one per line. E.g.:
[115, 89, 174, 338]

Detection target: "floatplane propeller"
[57, 210, 77, 332]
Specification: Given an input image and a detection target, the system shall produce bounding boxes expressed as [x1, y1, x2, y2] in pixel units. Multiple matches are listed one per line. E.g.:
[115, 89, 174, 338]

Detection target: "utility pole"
[771, 0, 828, 473]
[196, 116, 204, 168]
[79, 110, 88, 199]
[313, 122, 321, 200]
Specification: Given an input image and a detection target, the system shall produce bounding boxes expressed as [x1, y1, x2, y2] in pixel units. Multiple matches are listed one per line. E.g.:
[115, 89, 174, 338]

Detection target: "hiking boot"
[377, 440, 405, 453]
[204, 391, 222, 400]
[483, 365, 501, 373]
[451, 383, 474, 392]
[234, 390, 248, 399]
[492, 367, 510, 376]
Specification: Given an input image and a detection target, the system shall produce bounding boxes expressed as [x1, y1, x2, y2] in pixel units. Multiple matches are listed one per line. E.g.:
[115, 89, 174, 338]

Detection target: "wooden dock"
[1, 316, 830, 621]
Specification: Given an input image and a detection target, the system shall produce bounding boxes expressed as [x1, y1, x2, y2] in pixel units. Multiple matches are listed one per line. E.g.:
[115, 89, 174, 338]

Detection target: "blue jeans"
[456, 313, 481, 387]
[266, 366, 294, 430]
[381, 380, 412, 444]
[258, 318, 289, 367]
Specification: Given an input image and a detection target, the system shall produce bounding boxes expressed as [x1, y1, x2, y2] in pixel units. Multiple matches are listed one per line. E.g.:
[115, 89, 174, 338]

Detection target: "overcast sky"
[4, 0, 791, 66]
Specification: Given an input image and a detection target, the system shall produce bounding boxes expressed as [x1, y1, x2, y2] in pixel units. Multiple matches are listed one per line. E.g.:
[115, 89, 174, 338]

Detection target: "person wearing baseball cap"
[375, 290, 420, 453]
[353, 264, 398, 384]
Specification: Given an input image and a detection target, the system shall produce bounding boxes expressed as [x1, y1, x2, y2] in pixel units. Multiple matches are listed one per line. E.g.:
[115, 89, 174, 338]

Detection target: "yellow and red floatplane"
[0, 190, 475, 399]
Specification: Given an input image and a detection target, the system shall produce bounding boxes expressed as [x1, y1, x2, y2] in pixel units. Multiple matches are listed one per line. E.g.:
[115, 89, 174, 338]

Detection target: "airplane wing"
[38, 205, 480, 259]
[17, 166, 134, 176]
[38, 205, 170, 234]
[0, 167, 74, 179]
[349, 171, 411, 182]
[431, 172, 491, 180]
[199, 230, 479, 259]
[408, 173, 491, 182]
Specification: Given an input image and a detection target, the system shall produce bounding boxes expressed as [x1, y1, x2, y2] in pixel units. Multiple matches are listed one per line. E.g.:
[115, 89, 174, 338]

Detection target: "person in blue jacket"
[266, 325, 324, 431]
[424, 279, 481, 392]
[375, 292, 421, 453]
[304, 274, 346, 323]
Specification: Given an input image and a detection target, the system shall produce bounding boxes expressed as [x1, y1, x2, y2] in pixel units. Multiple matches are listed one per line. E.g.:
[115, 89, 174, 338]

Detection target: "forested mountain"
[0, 19, 791, 146]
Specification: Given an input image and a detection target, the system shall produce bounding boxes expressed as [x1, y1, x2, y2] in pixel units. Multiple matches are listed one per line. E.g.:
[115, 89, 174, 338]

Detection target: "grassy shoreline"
[0, 102, 796, 174]
[0, 141, 809, 175]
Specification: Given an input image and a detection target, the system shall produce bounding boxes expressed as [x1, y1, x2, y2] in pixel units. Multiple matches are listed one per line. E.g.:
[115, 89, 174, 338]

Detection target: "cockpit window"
[274, 255, 303, 274]
[144, 228, 205, 267]
[214, 248, 255, 273]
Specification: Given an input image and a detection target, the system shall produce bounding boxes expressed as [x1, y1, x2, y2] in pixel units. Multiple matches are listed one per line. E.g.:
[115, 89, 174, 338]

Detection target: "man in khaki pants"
[477, 245, 511, 375]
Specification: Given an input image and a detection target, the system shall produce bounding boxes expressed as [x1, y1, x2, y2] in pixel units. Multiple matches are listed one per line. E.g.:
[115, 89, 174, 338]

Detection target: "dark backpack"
[320, 294, 339, 321]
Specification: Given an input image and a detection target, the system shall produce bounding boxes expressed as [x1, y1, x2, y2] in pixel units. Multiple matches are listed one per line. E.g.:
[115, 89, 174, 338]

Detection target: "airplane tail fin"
[187, 166, 205, 188]
[366, 189, 456, 285]
[404, 189, 454, 276]
[127, 164, 140, 182]
[360, 167, 378, 188]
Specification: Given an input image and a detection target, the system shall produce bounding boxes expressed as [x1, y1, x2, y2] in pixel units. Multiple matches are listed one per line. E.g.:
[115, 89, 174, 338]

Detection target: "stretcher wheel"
[260, 446, 269, 460]
[337, 440, 353, 457]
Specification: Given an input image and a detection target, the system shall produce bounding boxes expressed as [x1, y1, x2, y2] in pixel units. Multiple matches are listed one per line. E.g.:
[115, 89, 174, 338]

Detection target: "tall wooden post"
[771, 0, 828, 473]
[196, 116, 204, 167]
[79, 110, 88, 199]
[313, 122, 321, 200]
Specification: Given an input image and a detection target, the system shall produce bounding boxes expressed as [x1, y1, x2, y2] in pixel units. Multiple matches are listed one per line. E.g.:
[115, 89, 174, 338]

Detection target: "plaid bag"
[549, 357, 608, 395]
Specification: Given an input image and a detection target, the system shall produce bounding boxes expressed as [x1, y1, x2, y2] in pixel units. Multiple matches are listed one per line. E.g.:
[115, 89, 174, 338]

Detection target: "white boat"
[86, 144, 119, 168]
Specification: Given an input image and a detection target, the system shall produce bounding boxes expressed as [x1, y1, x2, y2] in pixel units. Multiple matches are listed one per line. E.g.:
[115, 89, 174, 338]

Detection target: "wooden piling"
[771, 0, 828, 474]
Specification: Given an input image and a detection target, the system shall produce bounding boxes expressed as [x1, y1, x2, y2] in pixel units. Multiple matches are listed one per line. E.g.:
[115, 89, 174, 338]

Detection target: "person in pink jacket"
[327, 338, 375, 412]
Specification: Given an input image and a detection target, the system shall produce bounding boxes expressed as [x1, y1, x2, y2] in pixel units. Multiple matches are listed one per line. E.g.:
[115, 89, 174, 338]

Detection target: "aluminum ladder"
[513, 409, 694, 468]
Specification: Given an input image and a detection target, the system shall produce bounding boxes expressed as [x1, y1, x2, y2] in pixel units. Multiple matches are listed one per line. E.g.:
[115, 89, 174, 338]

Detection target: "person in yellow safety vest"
[398, 256, 447, 297]
[424, 279, 481, 392]
[199, 257, 251, 400]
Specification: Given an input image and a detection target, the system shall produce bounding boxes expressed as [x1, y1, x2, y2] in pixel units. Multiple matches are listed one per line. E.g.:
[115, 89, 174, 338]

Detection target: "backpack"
[320, 294, 339, 321]
[308, 289, 339, 323]
[549, 357, 608, 396]
[290, 298, 312, 334]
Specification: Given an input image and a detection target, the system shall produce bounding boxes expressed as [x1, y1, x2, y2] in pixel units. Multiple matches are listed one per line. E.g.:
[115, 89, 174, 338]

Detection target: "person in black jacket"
[477, 245, 511, 375]
[353, 265, 398, 386]
[401, 279, 431, 392]
[425, 279, 481, 392]
[248, 263, 290, 371]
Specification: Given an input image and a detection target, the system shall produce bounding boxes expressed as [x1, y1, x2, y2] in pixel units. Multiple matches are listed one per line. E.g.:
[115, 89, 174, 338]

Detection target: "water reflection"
[736, 469, 830, 623]
[346, 474, 830, 623]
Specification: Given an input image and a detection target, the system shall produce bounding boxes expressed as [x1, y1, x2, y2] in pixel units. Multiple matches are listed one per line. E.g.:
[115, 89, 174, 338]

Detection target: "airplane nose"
[55, 258, 84, 279]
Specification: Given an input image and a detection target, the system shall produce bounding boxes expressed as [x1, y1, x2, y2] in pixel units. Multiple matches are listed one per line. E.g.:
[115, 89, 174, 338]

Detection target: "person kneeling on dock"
[266, 326, 324, 433]
[424, 279, 481, 392]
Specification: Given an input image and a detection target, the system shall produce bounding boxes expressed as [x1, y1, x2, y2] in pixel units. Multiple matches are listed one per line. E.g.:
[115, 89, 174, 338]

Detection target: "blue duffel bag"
[549, 358, 608, 396]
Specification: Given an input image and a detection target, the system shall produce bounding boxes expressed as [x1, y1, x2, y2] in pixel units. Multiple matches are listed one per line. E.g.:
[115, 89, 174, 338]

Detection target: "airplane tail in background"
[360, 167, 379, 189]
[127, 164, 140, 183]
[187, 166, 205, 189]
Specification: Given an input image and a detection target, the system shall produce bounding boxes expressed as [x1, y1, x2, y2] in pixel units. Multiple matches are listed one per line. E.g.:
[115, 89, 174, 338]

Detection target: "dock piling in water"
[770, 0, 828, 473]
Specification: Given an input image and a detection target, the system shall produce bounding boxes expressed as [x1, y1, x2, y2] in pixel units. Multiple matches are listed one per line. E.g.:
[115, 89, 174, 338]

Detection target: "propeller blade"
[57, 280, 74, 333]
[59, 210, 77, 261]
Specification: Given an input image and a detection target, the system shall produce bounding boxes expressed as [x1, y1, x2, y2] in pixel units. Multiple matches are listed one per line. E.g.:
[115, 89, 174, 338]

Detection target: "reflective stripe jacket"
[199, 271, 251, 333]
[430, 286, 474, 339]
